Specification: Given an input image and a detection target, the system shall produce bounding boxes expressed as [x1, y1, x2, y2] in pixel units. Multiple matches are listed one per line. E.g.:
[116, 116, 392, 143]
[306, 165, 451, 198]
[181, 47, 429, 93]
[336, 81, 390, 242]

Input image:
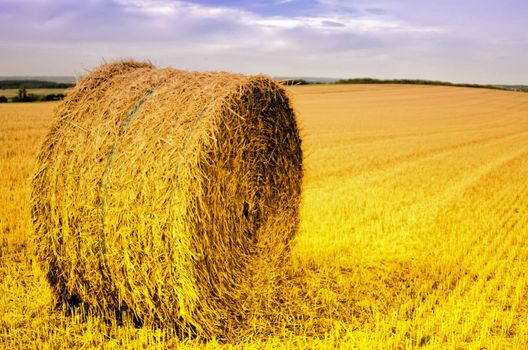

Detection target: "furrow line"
[311, 130, 528, 187]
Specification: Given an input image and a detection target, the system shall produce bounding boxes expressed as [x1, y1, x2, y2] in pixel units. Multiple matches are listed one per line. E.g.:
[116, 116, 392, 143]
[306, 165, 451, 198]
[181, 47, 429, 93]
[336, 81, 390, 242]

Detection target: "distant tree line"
[279, 77, 527, 93]
[0, 80, 73, 89]
[281, 79, 311, 86]
[0, 79, 72, 103]
[0, 87, 66, 103]
[499, 85, 528, 92]
[333, 78, 508, 90]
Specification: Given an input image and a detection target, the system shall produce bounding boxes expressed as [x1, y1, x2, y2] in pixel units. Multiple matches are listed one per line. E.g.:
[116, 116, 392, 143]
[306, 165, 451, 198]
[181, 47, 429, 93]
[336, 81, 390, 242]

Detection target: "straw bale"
[31, 60, 303, 339]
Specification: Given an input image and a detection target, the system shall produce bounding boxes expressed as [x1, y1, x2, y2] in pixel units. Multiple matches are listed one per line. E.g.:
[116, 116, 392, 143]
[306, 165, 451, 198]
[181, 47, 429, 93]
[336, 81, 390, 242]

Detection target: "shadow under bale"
[31, 60, 303, 340]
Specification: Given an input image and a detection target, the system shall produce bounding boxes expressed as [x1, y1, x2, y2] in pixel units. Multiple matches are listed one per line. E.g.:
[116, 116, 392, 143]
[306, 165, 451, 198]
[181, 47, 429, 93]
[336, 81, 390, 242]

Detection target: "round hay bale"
[31, 61, 303, 338]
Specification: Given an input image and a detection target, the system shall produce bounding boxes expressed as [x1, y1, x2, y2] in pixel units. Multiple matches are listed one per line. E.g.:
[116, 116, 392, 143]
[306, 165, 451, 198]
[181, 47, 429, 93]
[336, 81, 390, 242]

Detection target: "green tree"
[18, 87, 27, 100]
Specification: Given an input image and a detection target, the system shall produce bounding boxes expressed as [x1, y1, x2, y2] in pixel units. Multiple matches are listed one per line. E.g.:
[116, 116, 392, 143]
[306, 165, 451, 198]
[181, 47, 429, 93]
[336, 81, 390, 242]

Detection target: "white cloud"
[114, 0, 443, 34]
[0, 0, 525, 83]
[116, 0, 247, 18]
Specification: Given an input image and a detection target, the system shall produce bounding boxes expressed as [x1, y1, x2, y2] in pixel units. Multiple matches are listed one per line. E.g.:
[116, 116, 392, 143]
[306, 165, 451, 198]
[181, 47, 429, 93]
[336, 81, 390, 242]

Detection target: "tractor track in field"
[305, 142, 528, 255]
[402, 152, 528, 342]
[310, 129, 528, 185]
[310, 115, 524, 148]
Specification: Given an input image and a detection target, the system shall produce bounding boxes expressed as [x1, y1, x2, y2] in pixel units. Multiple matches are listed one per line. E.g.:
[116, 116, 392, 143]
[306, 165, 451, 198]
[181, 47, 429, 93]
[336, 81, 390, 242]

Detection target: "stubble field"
[1, 84, 527, 348]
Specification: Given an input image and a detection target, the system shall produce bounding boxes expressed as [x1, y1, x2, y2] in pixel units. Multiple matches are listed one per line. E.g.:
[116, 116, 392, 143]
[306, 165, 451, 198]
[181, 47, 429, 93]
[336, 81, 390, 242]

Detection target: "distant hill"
[0, 79, 74, 89]
[276, 76, 339, 84]
[498, 85, 528, 92]
[334, 78, 511, 91]
[0, 76, 76, 84]
[1, 75, 525, 92]
[278, 76, 527, 92]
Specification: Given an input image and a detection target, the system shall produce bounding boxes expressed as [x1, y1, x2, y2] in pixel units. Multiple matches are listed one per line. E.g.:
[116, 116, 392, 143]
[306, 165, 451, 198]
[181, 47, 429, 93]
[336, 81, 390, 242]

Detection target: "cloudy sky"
[0, 0, 527, 84]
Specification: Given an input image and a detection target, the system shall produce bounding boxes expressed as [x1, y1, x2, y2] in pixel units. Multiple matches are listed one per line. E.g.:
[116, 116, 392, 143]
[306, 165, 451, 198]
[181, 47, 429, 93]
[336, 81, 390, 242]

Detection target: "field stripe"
[402, 152, 528, 346]
[309, 130, 528, 185]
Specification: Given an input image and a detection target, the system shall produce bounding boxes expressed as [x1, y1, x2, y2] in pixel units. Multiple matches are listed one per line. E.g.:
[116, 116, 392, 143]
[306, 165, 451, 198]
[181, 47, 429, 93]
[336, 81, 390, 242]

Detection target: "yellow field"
[1, 84, 527, 348]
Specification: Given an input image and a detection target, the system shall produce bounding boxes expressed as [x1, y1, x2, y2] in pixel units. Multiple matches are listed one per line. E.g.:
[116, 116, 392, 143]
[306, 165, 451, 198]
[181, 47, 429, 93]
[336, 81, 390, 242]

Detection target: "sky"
[0, 0, 527, 84]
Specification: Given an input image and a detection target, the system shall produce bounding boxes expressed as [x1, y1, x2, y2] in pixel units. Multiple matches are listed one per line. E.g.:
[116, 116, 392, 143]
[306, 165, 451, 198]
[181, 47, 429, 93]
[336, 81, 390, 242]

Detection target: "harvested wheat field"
[1, 82, 528, 348]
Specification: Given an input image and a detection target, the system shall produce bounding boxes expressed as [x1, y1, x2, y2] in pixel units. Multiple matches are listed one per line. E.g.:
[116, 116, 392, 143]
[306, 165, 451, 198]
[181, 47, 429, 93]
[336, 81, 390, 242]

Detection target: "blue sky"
[0, 0, 527, 84]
